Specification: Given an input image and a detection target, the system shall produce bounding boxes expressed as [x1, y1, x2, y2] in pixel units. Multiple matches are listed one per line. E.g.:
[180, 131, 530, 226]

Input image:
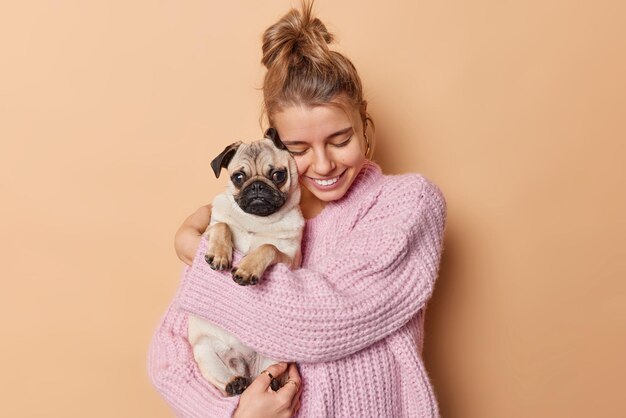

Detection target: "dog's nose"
[250, 181, 267, 194]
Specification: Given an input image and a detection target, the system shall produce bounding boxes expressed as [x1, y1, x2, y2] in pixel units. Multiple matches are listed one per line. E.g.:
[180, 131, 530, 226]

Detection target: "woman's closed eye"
[287, 147, 309, 156]
[332, 135, 353, 148]
[287, 136, 353, 156]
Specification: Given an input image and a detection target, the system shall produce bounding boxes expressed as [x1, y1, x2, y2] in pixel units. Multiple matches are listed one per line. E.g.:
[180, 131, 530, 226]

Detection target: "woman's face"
[273, 103, 367, 203]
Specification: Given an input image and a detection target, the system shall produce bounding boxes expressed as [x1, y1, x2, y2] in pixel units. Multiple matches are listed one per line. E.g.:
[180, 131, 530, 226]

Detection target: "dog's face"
[211, 129, 299, 217]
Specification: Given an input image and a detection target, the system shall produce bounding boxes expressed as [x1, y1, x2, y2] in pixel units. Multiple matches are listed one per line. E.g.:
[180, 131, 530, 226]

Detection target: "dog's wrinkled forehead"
[233, 139, 288, 176]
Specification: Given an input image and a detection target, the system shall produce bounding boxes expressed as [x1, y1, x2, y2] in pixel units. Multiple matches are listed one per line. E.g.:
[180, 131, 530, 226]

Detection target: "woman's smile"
[304, 169, 347, 190]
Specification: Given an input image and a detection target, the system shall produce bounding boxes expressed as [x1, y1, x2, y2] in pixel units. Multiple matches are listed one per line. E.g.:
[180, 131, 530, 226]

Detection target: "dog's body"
[209, 191, 303, 266]
[188, 131, 304, 396]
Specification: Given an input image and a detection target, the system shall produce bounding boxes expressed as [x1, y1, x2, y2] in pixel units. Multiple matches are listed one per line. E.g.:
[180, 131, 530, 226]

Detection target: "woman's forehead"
[274, 104, 356, 142]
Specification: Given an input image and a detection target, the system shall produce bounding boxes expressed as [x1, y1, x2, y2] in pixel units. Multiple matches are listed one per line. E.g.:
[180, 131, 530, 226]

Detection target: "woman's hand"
[233, 362, 302, 418]
[174, 204, 212, 266]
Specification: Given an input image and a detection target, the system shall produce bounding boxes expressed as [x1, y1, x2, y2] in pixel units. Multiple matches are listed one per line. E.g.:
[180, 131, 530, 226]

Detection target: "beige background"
[1, 0, 624, 417]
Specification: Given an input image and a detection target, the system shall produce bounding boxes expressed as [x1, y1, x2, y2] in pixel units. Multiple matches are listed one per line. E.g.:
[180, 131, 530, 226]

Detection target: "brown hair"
[259, 0, 375, 158]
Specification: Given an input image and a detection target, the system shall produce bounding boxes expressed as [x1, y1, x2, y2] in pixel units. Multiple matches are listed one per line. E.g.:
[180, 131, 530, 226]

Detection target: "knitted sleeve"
[147, 286, 240, 418]
[177, 175, 447, 363]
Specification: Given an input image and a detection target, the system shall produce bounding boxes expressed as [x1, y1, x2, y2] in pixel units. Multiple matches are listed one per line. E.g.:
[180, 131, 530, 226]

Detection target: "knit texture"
[148, 160, 447, 417]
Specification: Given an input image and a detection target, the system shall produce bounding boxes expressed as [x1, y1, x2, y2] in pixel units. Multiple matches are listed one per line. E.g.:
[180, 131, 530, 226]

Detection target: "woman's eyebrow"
[282, 127, 353, 145]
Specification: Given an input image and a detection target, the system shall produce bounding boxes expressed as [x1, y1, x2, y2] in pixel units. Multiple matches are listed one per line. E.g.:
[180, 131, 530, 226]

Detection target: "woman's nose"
[312, 147, 335, 175]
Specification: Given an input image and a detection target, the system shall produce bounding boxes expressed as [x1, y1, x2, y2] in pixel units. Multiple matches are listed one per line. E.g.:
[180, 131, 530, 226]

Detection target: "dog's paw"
[270, 377, 281, 391]
[231, 267, 259, 286]
[231, 254, 267, 285]
[225, 376, 249, 396]
[205, 252, 231, 271]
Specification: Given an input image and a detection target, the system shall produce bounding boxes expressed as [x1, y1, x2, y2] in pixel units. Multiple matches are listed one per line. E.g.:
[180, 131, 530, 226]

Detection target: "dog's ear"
[264, 127, 287, 150]
[210, 141, 241, 178]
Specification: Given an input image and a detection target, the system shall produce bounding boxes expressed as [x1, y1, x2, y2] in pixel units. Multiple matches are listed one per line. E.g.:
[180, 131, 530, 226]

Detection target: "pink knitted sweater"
[148, 160, 447, 417]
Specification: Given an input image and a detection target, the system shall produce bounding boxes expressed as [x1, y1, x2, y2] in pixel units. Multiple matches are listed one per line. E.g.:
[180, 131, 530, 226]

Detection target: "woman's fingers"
[234, 363, 301, 418]
[292, 398, 301, 416]
[247, 362, 289, 393]
[278, 363, 302, 402]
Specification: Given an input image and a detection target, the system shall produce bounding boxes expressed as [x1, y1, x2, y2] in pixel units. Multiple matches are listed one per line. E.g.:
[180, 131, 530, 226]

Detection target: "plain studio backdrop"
[0, 1, 624, 417]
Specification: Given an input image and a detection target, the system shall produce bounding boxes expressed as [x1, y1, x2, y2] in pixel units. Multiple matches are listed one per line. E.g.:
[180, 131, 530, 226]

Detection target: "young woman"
[148, 2, 447, 417]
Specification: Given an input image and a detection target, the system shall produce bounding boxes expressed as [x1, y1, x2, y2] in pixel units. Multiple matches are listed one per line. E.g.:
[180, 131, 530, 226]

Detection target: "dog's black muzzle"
[236, 181, 286, 216]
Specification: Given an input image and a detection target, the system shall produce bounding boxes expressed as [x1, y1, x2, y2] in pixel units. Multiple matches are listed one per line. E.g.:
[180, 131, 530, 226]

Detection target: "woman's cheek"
[294, 156, 308, 176]
[344, 147, 365, 165]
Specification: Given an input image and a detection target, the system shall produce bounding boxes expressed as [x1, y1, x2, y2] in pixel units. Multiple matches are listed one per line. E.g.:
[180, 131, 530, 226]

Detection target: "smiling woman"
[148, 1, 447, 417]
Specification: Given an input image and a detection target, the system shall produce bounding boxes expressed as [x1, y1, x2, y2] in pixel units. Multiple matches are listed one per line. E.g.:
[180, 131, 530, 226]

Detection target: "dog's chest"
[222, 220, 281, 254]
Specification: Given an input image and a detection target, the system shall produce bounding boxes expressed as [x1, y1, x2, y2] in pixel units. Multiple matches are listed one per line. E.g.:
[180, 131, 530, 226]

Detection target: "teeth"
[314, 176, 339, 186]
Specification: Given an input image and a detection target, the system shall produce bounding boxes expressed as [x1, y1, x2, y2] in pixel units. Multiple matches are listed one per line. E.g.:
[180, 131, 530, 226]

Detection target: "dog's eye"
[231, 172, 246, 186]
[271, 169, 287, 185]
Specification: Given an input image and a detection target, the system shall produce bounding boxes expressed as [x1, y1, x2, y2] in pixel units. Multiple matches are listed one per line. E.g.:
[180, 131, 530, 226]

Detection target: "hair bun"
[261, 1, 334, 70]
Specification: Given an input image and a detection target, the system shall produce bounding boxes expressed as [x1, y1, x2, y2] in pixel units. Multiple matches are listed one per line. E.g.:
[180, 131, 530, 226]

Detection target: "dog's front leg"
[232, 244, 292, 286]
[204, 222, 233, 270]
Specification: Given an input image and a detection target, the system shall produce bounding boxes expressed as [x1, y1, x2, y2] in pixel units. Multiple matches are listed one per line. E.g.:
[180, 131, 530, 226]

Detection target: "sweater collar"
[336, 159, 383, 204]
[304, 159, 383, 227]
[322, 159, 383, 216]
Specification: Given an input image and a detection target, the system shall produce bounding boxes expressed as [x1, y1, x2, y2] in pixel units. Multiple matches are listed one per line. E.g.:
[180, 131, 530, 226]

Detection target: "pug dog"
[187, 128, 304, 396]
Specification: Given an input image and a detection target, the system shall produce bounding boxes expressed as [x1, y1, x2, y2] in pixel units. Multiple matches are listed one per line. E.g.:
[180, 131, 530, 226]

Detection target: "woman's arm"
[177, 176, 447, 363]
[147, 295, 240, 417]
[148, 299, 302, 418]
[175, 204, 212, 266]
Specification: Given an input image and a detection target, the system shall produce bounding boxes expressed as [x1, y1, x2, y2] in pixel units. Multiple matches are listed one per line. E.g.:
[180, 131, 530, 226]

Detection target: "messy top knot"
[260, 0, 374, 157]
[261, 5, 334, 71]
